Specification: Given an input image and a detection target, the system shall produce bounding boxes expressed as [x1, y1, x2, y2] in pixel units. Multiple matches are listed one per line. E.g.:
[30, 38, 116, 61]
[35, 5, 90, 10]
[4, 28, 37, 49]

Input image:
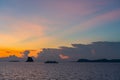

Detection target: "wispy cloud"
[59, 9, 120, 37]
[0, 15, 52, 49]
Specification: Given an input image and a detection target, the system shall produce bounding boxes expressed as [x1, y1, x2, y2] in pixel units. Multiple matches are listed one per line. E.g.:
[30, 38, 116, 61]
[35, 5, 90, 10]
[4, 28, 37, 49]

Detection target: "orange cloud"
[59, 54, 69, 59]
[0, 48, 23, 58]
[28, 49, 42, 58]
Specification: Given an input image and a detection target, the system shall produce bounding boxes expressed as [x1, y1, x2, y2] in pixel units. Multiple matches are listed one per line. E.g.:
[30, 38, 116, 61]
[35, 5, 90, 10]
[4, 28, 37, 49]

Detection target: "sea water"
[0, 62, 120, 80]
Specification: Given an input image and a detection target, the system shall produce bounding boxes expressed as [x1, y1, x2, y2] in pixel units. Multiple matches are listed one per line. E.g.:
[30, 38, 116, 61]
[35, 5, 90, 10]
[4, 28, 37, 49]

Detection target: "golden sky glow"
[0, 48, 23, 58]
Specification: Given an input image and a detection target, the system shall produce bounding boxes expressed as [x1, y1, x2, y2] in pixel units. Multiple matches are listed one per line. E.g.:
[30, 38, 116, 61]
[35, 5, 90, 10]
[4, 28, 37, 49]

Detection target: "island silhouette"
[77, 59, 120, 63]
[44, 61, 58, 63]
[26, 57, 34, 62]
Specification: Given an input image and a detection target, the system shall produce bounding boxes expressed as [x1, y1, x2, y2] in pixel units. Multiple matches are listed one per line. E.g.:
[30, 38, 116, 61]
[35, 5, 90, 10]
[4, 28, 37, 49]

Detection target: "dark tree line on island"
[77, 59, 120, 62]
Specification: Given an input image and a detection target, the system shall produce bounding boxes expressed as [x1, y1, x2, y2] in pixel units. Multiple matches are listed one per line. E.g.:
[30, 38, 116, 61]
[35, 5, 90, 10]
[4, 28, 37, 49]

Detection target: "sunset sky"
[0, 0, 120, 58]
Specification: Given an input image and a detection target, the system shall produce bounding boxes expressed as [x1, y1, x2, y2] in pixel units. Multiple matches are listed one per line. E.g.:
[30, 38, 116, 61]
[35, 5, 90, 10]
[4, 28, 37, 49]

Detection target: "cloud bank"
[0, 41, 120, 62]
[37, 41, 120, 61]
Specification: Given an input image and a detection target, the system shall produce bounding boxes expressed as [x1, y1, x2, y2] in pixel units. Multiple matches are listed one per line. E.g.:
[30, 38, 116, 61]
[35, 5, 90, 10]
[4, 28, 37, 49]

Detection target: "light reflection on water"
[0, 62, 120, 80]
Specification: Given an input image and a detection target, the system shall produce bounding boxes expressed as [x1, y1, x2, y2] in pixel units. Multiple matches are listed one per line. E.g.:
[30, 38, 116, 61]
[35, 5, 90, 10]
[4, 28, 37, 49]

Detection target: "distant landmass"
[44, 61, 58, 64]
[77, 59, 120, 62]
[9, 60, 20, 62]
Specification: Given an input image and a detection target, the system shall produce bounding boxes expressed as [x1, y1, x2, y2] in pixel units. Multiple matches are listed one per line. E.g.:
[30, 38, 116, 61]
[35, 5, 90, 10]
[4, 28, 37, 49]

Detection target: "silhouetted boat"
[9, 60, 20, 62]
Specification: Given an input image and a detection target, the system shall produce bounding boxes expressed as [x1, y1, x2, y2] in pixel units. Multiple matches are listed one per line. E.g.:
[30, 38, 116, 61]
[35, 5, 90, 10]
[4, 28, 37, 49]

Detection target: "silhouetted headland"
[77, 59, 120, 63]
[44, 61, 58, 64]
[26, 57, 34, 62]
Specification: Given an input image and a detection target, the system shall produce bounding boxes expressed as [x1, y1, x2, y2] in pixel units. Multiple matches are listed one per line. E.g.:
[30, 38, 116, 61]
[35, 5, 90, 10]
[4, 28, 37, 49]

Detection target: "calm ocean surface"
[0, 62, 120, 80]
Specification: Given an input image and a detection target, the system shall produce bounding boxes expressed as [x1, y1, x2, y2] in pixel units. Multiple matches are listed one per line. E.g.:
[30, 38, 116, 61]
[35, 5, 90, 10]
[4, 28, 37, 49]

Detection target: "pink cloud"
[42, 0, 101, 19]
[61, 9, 120, 36]
[91, 49, 96, 55]
[0, 16, 45, 39]
[44, 9, 120, 45]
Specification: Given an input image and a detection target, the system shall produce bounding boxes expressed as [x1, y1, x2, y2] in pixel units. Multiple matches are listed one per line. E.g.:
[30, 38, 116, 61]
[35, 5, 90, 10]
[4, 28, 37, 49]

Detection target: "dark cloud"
[37, 48, 61, 61]
[23, 50, 30, 58]
[0, 55, 23, 62]
[37, 41, 120, 61]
